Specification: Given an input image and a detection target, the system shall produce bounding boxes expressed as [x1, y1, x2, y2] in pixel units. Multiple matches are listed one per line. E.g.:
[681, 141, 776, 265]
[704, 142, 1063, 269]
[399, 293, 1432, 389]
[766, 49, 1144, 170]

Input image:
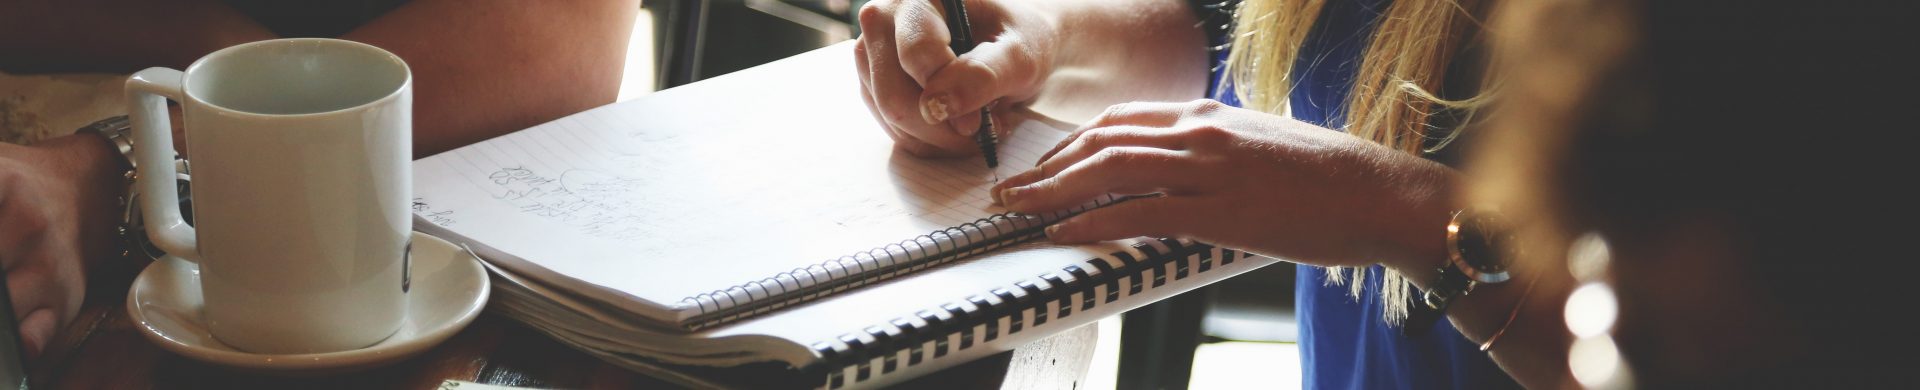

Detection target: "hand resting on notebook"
[989, 99, 1459, 272]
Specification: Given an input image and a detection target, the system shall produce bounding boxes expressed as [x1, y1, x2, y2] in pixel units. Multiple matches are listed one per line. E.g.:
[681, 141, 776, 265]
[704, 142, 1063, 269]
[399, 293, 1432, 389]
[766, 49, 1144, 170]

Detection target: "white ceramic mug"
[125, 38, 412, 354]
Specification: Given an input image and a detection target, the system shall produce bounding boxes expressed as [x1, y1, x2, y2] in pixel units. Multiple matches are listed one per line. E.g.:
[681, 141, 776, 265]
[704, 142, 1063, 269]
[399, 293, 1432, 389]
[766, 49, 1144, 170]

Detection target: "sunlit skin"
[858, 0, 1577, 386]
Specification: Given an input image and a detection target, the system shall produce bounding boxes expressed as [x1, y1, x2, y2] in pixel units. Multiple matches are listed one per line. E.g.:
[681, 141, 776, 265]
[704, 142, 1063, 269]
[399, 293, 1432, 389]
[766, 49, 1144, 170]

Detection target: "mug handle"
[125, 67, 199, 263]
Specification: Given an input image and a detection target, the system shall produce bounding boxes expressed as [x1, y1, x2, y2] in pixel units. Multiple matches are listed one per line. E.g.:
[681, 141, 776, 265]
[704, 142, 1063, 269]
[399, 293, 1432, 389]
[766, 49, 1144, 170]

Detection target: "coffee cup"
[125, 38, 412, 354]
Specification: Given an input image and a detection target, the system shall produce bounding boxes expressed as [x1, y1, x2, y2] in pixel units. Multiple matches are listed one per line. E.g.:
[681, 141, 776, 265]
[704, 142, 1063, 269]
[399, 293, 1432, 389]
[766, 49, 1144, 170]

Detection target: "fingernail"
[920, 94, 950, 124]
[1045, 224, 1063, 239]
[961, 112, 986, 136]
[1000, 187, 1024, 209]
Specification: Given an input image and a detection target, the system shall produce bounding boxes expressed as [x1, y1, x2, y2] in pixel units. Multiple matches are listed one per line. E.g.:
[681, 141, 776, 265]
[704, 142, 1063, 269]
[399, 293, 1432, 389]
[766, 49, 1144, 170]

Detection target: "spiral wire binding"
[680, 195, 1126, 330]
[805, 238, 1252, 389]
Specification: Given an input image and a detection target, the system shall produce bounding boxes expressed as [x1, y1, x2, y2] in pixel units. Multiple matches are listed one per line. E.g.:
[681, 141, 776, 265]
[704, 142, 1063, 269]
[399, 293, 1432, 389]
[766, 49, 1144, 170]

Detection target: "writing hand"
[990, 100, 1457, 269]
[854, 0, 1058, 157]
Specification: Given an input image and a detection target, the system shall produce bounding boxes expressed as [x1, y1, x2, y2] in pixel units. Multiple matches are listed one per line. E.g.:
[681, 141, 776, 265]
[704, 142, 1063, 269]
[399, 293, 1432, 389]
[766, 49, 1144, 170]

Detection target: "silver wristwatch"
[79, 115, 192, 261]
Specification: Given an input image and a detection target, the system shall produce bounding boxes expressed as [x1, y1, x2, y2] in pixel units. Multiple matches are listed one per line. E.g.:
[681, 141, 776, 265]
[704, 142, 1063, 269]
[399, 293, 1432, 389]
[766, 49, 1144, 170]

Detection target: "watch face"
[1457, 213, 1511, 274]
[1459, 216, 1505, 270]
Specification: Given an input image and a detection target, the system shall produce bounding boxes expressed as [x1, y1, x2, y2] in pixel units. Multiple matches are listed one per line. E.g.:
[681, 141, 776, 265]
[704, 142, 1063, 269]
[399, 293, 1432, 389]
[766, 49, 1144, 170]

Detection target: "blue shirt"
[1203, 0, 1518, 388]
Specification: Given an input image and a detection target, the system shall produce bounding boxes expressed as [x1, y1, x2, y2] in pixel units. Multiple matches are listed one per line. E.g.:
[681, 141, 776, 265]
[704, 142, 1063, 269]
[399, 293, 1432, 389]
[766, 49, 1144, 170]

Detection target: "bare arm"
[0, 0, 276, 72]
[989, 99, 1580, 388]
[1027, 0, 1210, 121]
[3, 0, 639, 156]
[342, 0, 640, 156]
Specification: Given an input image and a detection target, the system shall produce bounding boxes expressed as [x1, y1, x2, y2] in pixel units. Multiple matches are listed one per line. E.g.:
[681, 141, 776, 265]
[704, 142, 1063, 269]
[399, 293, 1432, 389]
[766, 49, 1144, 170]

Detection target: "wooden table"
[26, 261, 1099, 389]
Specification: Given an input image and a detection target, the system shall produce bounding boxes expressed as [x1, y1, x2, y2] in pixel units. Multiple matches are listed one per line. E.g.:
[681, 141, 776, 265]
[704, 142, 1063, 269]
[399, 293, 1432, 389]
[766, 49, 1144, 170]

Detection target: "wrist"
[37, 132, 128, 183]
[1379, 166, 1460, 289]
[39, 132, 134, 271]
[1032, 0, 1206, 120]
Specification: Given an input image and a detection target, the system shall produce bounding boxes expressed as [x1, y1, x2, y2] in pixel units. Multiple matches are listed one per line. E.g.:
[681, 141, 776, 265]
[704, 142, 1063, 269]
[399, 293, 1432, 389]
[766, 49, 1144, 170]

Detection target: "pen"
[939, 0, 1000, 175]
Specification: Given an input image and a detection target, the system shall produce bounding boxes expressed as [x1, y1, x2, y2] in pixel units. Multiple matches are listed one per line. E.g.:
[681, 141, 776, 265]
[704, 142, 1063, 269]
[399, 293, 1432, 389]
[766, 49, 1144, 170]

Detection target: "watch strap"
[88, 114, 194, 261]
[80, 115, 137, 169]
[1403, 263, 1475, 336]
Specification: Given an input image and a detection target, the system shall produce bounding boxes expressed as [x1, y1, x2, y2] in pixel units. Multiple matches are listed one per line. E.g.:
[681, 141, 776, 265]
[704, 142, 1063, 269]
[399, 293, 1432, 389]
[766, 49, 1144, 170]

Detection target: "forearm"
[341, 0, 640, 156]
[1029, 0, 1209, 122]
[0, 0, 275, 73]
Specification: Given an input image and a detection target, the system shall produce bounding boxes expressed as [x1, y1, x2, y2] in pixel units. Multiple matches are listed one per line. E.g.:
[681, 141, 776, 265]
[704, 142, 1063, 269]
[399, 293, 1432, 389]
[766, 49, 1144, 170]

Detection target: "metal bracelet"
[83, 115, 192, 260]
[78, 115, 137, 169]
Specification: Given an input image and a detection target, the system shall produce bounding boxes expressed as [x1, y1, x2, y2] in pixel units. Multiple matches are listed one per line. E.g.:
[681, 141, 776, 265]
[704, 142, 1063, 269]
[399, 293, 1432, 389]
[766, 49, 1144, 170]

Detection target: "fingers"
[1045, 196, 1200, 244]
[8, 261, 70, 359]
[1081, 101, 1193, 131]
[0, 194, 52, 272]
[6, 267, 50, 321]
[18, 308, 56, 358]
[945, 100, 990, 140]
[892, 129, 962, 157]
[1041, 101, 1195, 162]
[892, 0, 954, 87]
[1033, 125, 1188, 180]
[1, 148, 85, 360]
[999, 147, 1201, 213]
[855, 4, 888, 108]
[859, 42, 957, 157]
[855, 41, 890, 138]
[870, 87, 955, 158]
[859, 2, 977, 155]
[855, 37, 878, 110]
[940, 99, 1024, 147]
[920, 39, 1044, 135]
[857, 3, 919, 127]
[859, 0, 1048, 156]
[1, 190, 81, 359]
[991, 125, 1190, 202]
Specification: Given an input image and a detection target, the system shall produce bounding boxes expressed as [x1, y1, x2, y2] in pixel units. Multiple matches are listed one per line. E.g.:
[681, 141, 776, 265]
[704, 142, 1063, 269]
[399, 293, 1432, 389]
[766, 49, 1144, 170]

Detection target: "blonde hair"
[1222, 0, 1494, 325]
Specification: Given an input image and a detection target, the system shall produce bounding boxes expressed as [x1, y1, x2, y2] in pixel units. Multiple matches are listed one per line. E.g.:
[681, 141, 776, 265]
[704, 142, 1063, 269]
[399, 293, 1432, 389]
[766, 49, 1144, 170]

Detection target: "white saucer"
[127, 231, 490, 374]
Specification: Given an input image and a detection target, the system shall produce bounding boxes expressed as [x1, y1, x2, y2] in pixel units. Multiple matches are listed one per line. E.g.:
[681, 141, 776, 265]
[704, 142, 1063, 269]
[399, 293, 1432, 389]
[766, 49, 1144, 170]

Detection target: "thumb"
[18, 308, 57, 359]
[917, 39, 1045, 135]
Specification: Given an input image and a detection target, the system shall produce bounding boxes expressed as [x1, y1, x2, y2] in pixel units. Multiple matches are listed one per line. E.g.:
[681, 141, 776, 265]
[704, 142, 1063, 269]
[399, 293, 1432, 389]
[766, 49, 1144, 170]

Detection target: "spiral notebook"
[411, 43, 1278, 389]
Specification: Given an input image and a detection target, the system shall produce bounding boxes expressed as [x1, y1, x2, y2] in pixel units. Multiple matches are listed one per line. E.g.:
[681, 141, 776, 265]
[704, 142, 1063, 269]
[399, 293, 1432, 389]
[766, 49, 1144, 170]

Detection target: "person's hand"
[854, 0, 1060, 157]
[0, 135, 126, 359]
[990, 100, 1458, 268]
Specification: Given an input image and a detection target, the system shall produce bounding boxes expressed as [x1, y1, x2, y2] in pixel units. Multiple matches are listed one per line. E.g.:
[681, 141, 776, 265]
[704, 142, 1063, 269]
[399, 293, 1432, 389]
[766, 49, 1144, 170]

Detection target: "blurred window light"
[1564, 283, 1617, 338]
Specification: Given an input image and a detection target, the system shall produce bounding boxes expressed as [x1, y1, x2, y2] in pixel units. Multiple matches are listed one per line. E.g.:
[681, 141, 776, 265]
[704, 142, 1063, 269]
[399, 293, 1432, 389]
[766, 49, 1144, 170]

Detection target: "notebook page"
[411, 44, 1080, 324]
